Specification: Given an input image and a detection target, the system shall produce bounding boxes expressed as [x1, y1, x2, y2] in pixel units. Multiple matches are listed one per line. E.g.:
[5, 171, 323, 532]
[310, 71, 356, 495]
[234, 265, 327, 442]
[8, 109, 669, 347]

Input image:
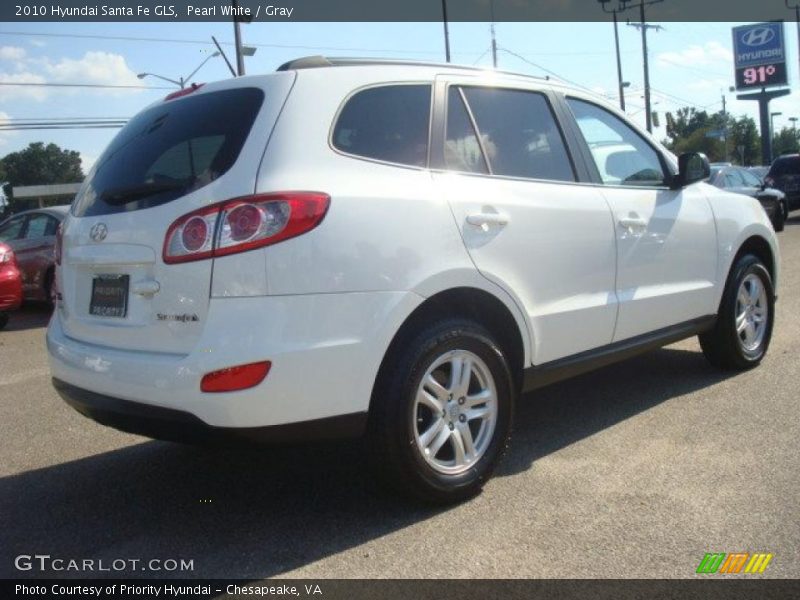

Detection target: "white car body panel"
[599, 183, 718, 341]
[47, 62, 779, 434]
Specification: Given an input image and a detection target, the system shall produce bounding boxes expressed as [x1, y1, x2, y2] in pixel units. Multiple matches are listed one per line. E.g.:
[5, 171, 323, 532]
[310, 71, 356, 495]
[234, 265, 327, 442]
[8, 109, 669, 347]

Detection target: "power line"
[0, 124, 124, 130]
[0, 30, 457, 56]
[0, 116, 130, 121]
[497, 47, 597, 93]
[0, 81, 171, 90]
[0, 29, 637, 58]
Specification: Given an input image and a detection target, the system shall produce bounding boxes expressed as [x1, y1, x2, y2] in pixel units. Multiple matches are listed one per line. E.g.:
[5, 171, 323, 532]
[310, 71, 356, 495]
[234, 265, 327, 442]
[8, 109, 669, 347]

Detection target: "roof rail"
[276, 55, 551, 82]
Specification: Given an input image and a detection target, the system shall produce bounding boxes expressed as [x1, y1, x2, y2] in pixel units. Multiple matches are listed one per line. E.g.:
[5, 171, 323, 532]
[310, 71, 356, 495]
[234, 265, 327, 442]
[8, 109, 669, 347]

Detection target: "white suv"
[48, 58, 779, 503]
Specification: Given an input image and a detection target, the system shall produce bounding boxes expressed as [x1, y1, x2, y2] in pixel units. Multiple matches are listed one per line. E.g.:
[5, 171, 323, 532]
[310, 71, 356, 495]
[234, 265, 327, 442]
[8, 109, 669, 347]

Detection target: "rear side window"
[72, 88, 264, 217]
[332, 84, 431, 167]
[458, 87, 575, 182]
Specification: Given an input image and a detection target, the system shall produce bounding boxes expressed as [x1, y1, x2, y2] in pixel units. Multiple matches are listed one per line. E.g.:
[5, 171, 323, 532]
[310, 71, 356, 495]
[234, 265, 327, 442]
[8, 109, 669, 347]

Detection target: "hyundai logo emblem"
[89, 223, 108, 242]
[741, 27, 775, 48]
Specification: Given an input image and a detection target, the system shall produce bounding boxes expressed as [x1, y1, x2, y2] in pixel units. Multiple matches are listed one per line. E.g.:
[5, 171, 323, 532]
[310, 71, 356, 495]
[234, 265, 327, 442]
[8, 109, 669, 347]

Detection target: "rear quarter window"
[332, 84, 432, 168]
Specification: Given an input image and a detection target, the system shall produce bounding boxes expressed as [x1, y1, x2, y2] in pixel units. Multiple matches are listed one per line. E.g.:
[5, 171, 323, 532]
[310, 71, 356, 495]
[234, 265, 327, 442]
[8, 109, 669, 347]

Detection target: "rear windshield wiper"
[100, 181, 187, 205]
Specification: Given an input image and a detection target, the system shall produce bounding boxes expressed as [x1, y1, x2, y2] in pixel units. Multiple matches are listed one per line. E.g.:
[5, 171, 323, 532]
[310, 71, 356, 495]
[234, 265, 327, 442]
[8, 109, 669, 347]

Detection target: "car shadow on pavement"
[1, 304, 52, 333]
[0, 346, 736, 579]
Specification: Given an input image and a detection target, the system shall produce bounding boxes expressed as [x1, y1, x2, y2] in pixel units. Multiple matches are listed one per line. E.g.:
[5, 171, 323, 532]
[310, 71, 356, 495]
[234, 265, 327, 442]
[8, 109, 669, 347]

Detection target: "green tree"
[772, 126, 800, 157]
[664, 108, 761, 165]
[728, 116, 761, 166]
[0, 142, 83, 190]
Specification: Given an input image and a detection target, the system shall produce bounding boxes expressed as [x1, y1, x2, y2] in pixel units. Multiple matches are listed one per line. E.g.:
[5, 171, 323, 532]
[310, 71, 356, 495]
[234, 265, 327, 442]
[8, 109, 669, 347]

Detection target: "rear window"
[769, 156, 800, 177]
[72, 87, 264, 217]
[332, 84, 431, 167]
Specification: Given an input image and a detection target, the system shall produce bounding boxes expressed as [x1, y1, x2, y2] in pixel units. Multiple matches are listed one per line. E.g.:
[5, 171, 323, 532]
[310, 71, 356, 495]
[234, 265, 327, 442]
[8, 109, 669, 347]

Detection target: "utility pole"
[613, 10, 625, 111]
[598, 1, 626, 111]
[442, 0, 451, 63]
[626, 17, 662, 133]
[599, 1, 664, 129]
[721, 92, 728, 161]
[490, 0, 498, 68]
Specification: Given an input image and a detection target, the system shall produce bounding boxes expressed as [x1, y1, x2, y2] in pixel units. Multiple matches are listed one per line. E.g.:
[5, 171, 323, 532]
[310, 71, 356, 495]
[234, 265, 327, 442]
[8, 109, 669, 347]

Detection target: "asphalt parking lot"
[1, 218, 799, 580]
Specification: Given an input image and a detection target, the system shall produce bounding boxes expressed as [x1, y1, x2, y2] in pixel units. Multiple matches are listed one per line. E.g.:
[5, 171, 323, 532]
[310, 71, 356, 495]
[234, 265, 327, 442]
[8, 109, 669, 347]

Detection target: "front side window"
[739, 168, 762, 187]
[332, 84, 431, 167]
[567, 98, 666, 187]
[458, 87, 575, 182]
[724, 169, 744, 188]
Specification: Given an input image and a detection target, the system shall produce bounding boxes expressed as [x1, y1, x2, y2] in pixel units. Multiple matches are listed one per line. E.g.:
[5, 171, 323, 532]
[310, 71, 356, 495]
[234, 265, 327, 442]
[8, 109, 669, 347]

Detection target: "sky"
[0, 20, 799, 173]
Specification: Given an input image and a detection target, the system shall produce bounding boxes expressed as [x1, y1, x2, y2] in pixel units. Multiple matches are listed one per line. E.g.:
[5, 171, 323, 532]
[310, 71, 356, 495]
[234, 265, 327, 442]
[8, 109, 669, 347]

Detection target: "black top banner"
[2, 0, 800, 23]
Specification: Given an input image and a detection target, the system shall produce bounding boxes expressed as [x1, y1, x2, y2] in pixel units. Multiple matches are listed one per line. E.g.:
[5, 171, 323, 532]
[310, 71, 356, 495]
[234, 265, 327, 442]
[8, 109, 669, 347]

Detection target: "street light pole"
[442, 0, 451, 63]
[771, 111, 783, 151]
[232, 0, 245, 76]
[137, 52, 221, 89]
[598, 1, 627, 112]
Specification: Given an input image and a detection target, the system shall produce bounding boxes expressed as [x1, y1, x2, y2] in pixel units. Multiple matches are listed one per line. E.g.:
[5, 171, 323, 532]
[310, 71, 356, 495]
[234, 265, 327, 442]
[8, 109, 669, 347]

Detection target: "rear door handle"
[618, 216, 647, 230]
[466, 212, 510, 227]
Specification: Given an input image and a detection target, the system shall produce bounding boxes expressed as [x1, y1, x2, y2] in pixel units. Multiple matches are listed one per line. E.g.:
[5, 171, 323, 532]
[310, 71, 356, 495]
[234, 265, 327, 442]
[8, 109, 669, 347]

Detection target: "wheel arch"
[370, 286, 529, 414]
[734, 235, 776, 288]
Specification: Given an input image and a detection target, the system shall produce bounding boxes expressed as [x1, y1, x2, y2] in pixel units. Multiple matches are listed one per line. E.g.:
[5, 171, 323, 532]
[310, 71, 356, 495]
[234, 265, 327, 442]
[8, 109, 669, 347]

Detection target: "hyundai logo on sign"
[741, 27, 775, 48]
[732, 22, 785, 68]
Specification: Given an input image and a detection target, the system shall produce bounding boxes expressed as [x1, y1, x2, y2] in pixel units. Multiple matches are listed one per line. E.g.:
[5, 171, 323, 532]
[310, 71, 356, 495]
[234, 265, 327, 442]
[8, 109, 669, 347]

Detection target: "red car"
[0, 242, 23, 330]
[0, 206, 69, 304]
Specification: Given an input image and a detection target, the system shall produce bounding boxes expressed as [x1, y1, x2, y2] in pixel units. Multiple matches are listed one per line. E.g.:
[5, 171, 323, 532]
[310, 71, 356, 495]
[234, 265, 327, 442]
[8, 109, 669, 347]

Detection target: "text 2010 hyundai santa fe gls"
[48, 58, 779, 503]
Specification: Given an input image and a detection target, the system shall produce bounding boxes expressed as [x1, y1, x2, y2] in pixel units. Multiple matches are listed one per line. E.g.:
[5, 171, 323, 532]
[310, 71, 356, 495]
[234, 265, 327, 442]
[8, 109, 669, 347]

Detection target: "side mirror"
[671, 152, 710, 189]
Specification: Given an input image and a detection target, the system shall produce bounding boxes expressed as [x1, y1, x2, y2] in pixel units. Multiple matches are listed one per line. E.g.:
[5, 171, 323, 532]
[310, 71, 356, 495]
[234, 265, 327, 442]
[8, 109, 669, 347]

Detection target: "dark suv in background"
[766, 154, 800, 215]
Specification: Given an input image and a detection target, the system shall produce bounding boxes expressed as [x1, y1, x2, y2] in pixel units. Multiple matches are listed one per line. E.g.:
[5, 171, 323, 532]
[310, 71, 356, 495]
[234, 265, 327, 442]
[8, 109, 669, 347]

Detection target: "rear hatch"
[58, 74, 295, 354]
[768, 156, 800, 197]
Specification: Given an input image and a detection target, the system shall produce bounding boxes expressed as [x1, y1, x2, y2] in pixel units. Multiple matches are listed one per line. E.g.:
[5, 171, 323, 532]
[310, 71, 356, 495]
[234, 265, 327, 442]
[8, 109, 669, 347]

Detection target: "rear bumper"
[47, 291, 422, 431]
[0, 270, 22, 311]
[53, 378, 366, 444]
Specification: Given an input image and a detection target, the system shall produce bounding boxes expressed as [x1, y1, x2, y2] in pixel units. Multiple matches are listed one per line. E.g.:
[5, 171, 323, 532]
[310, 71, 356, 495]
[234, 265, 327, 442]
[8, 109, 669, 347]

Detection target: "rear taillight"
[163, 192, 329, 264]
[201, 361, 271, 393]
[54, 223, 63, 265]
[0, 243, 16, 266]
[163, 205, 218, 264]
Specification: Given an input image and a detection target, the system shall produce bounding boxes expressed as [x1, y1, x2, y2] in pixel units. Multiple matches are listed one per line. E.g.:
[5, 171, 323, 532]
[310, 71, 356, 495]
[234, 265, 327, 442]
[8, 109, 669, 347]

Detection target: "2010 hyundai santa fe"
[48, 57, 779, 503]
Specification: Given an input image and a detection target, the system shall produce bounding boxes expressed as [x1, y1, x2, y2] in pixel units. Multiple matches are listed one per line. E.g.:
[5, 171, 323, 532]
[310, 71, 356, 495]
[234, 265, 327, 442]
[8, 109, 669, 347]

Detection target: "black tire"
[44, 268, 56, 306]
[0, 312, 8, 330]
[367, 318, 515, 504]
[699, 254, 774, 370]
[772, 203, 785, 232]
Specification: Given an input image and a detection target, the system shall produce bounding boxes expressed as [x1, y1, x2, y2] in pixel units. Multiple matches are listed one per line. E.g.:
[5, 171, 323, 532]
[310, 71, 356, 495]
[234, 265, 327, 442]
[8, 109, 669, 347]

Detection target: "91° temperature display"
[735, 62, 787, 90]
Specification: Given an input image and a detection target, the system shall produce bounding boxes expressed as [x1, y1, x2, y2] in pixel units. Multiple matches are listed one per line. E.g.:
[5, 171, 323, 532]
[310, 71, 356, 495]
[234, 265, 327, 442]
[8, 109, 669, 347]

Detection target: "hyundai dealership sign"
[732, 22, 788, 90]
